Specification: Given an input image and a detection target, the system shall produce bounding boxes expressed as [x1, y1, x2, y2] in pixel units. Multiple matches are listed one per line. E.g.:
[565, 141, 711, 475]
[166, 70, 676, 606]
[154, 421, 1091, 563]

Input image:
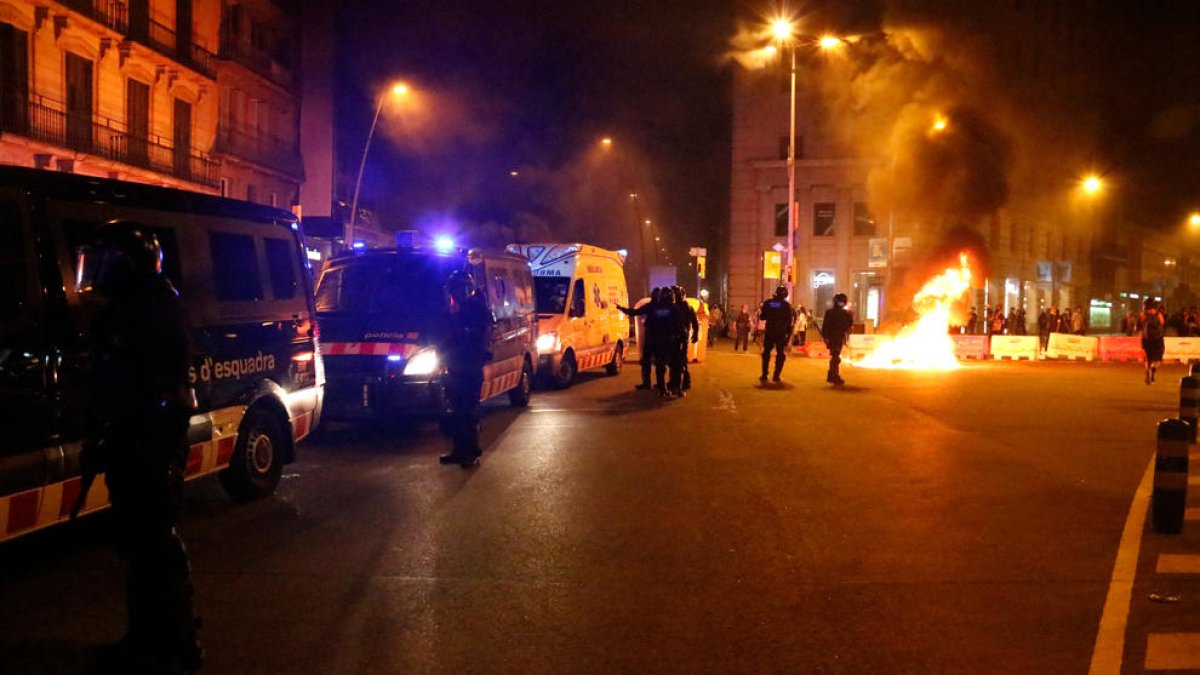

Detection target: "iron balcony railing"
[214, 127, 302, 178]
[0, 95, 220, 189]
[59, 1, 215, 79]
[218, 33, 294, 90]
[62, 0, 128, 33]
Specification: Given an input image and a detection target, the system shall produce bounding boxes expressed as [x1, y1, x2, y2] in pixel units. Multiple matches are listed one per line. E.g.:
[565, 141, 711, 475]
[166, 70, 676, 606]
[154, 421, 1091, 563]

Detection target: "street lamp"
[347, 82, 410, 247]
[770, 15, 799, 302]
[1081, 174, 1104, 196]
[1188, 212, 1200, 231]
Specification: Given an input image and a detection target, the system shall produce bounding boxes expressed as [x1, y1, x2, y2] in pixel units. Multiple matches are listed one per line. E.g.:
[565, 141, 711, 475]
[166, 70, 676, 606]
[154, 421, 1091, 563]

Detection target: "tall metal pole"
[785, 44, 797, 302]
[347, 94, 387, 248]
[631, 193, 650, 297]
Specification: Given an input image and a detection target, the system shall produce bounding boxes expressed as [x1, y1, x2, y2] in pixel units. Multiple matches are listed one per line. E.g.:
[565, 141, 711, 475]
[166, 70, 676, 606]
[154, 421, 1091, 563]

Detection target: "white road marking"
[1156, 554, 1200, 574]
[716, 389, 737, 413]
[1088, 454, 1155, 675]
[1145, 633, 1200, 670]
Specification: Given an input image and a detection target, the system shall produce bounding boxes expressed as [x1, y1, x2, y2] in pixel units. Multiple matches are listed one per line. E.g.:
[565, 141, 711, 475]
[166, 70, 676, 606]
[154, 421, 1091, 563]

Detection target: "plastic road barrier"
[1181, 376, 1200, 443]
[1153, 418, 1190, 534]
[847, 334, 883, 360]
[1099, 336, 1143, 362]
[950, 334, 989, 359]
[989, 335, 1040, 360]
[1164, 337, 1200, 363]
[1045, 333, 1099, 360]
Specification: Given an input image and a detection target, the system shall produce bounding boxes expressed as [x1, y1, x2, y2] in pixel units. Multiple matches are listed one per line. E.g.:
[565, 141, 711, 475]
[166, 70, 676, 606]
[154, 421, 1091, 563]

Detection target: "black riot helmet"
[445, 269, 477, 305]
[75, 221, 164, 295]
[774, 285, 788, 300]
[833, 293, 848, 308]
[650, 287, 661, 303]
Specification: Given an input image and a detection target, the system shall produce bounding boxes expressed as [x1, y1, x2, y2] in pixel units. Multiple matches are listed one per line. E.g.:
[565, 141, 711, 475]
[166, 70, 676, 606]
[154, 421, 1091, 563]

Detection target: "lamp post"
[347, 82, 409, 248]
[770, 19, 799, 303]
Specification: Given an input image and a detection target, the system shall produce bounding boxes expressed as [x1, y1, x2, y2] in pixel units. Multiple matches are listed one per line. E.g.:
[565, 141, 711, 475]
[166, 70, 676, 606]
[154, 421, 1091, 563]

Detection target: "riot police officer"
[673, 286, 700, 394]
[822, 292, 854, 385]
[620, 289, 682, 397]
[758, 285, 795, 383]
[621, 287, 662, 390]
[75, 221, 202, 672]
[438, 270, 494, 467]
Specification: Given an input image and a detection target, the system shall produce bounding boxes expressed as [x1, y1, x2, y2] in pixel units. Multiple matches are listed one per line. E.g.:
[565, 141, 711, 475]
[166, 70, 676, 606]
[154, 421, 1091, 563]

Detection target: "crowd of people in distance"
[617, 285, 700, 399]
[1122, 304, 1200, 338]
[717, 302, 816, 352]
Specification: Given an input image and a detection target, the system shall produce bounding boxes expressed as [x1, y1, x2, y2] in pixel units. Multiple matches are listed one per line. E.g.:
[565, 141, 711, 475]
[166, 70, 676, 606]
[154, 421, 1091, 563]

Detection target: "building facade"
[0, 0, 302, 208]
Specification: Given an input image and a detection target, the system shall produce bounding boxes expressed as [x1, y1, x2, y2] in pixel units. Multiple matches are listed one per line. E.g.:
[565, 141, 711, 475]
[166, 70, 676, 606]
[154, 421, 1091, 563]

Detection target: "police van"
[315, 245, 536, 419]
[505, 243, 630, 388]
[0, 167, 323, 543]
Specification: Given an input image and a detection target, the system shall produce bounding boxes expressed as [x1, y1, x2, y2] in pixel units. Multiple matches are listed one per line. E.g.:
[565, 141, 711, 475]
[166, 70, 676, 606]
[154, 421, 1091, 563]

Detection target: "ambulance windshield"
[534, 277, 570, 315]
[316, 255, 458, 323]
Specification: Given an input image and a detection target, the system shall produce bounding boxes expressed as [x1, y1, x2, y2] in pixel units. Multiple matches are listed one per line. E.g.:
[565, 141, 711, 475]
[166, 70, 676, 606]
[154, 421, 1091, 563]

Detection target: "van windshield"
[316, 255, 459, 324]
[533, 277, 570, 315]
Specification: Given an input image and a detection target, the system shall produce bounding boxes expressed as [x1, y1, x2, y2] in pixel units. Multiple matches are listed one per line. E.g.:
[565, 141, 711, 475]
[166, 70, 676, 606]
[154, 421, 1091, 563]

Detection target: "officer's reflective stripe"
[323, 342, 420, 357]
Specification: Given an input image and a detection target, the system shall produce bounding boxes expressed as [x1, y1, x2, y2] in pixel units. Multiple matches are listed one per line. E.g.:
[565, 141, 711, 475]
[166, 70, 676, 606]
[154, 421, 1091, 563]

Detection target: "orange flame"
[853, 253, 972, 370]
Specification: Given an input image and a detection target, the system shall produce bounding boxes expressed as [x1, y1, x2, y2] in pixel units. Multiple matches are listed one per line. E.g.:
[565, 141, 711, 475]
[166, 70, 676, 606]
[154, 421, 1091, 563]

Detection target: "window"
[65, 53, 93, 153]
[126, 79, 150, 166]
[208, 232, 261, 301]
[263, 238, 297, 300]
[570, 278, 586, 317]
[813, 202, 836, 237]
[0, 201, 28, 324]
[0, 22, 29, 135]
[219, 177, 231, 197]
[853, 202, 876, 236]
[774, 203, 788, 237]
[246, 184, 257, 204]
[173, 98, 192, 177]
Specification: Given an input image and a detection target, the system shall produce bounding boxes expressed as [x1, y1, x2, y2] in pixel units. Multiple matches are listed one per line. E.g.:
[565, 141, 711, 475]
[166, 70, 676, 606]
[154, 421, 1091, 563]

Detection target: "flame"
[853, 253, 972, 370]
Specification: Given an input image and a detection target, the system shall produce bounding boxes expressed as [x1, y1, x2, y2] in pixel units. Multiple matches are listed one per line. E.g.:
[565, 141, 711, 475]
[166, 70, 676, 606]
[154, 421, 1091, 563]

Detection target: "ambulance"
[506, 243, 629, 388]
[0, 168, 323, 543]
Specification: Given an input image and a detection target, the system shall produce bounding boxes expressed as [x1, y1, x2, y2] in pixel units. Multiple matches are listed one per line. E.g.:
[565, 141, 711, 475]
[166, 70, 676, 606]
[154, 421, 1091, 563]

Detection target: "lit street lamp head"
[1189, 212, 1200, 229]
[1081, 175, 1104, 195]
[600, 137, 613, 148]
[391, 82, 410, 96]
[771, 18, 794, 41]
[818, 35, 844, 50]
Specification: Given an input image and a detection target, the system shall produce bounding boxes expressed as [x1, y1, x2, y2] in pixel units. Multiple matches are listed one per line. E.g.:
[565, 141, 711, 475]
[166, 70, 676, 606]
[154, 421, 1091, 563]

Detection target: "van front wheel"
[605, 343, 623, 375]
[219, 408, 285, 501]
[552, 352, 577, 389]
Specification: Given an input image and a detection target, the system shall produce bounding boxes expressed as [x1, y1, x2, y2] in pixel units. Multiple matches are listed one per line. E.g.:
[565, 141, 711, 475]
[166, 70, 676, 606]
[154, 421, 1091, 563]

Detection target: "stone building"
[0, 0, 303, 208]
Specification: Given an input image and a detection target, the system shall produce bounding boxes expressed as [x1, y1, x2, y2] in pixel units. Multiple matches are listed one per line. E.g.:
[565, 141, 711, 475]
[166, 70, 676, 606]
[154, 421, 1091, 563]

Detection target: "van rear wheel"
[219, 408, 285, 501]
[605, 343, 624, 375]
[552, 352, 577, 389]
[508, 361, 533, 407]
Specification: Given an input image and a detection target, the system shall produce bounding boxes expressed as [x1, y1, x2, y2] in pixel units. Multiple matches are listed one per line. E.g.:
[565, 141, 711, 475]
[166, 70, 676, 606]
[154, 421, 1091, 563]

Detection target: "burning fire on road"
[852, 252, 973, 370]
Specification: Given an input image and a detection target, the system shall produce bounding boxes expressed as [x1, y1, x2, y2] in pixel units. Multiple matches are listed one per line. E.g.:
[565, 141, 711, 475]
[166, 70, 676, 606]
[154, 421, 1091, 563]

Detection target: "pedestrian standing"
[1141, 298, 1166, 385]
[74, 222, 202, 672]
[751, 308, 764, 347]
[734, 304, 751, 352]
[821, 292, 854, 385]
[757, 286, 794, 383]
[1071, 306, 1085, 335]
[1016, 308, 1027, 335]
[707, 303, 723, 347]
[439, 270, 494, 467]
[795, 306, 809, 346]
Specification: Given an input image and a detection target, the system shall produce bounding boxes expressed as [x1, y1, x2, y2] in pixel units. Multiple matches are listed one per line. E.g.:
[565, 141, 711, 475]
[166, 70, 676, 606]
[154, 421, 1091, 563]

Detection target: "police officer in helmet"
[75, 221, 202, 672]
[822, 292, 854, 385]
[439, 269, 494, 467]
[758, 285, 795, 383]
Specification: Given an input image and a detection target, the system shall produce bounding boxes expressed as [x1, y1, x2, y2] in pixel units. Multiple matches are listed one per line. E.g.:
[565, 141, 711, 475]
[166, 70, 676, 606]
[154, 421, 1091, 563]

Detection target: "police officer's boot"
[772, 354, 785, 382]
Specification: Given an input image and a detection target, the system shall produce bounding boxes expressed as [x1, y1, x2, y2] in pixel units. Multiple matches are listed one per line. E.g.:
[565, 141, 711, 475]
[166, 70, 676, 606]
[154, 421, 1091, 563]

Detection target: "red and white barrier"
[1099, 336, 1143, 362]
[1045, 333, 1099, 361]
[990, 335, 1040, 360]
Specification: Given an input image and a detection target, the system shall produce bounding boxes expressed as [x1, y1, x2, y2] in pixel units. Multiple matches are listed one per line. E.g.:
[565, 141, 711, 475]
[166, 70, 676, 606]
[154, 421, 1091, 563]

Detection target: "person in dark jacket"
[619, 289, 682, 397]
[620, 288, 664, 391]
[758, 285, 795, 383]
[733, 304, 752, 351]
[821, 292, 854, 385]
[673, 286, 700, 393]
[439, 270, 494, 467]
[75, 222, 202, 673]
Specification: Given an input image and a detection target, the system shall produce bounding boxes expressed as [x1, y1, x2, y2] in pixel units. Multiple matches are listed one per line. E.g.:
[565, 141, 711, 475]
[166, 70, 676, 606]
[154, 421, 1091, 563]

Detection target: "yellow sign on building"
[763, 251, 781, 279]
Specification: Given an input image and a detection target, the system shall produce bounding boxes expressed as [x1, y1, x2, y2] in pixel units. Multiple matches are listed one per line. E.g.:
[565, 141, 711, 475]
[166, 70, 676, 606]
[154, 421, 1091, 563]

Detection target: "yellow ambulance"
[506, 243, 630, 388]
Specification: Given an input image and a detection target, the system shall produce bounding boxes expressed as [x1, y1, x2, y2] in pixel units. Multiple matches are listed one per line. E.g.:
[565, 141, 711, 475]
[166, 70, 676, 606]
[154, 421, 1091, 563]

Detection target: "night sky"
[334, 1, 1199, 260]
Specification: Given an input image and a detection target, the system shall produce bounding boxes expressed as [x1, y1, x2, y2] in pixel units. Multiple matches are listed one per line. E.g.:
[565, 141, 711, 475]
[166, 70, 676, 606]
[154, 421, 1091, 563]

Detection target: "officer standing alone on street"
[74, 221, 202, 672]
[758, 285, 795, 383]
[822, 292, 854, 385]
[439, 270, 494, 467]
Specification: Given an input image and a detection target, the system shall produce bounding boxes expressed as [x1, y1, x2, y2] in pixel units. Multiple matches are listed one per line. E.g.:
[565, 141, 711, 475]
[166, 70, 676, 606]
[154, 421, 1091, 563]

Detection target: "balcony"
[0, 95, 220, 189]
[218, 35, 294, 90]
[214, 127, 302, 178]
[58, 1, 216, 79]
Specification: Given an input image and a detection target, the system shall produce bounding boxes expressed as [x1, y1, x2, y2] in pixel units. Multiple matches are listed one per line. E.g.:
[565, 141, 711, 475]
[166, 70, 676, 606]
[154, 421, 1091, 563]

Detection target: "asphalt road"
[3, 344, 1199, 674]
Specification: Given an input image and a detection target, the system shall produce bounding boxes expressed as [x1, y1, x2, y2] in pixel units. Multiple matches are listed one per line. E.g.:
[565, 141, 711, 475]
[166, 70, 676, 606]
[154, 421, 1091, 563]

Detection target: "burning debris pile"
[853, 252, 973, 370]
